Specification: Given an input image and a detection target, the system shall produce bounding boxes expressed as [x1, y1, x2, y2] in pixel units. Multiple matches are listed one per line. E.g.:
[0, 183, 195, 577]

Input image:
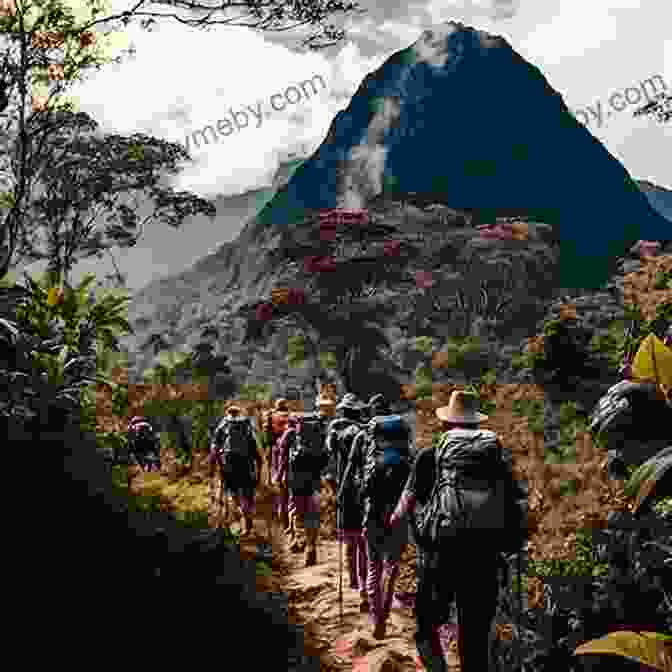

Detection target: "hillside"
[120, 22, 670, 402]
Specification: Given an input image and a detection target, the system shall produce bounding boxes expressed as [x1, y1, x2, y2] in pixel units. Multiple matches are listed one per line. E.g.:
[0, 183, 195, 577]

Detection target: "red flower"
[317, 256, 337, 271]
[256, 302, 274, 321]
[288, 288, 306, 305]
[305, 256, 336, 273]
[384, 240, 401, 257]
[415, 270, 435, 289]
[320, 222, 338, 241]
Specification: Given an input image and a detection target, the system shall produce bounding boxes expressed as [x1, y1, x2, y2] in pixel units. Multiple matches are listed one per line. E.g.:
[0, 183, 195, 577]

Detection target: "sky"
[13, 0, 672, 293]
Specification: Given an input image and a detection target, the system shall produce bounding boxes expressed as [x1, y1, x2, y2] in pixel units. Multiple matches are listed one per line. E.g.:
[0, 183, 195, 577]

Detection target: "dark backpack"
[362, 415, 412, 518]
[328, 418, 364, 480]
[288, 414, 328, 492]
[411, 429, 527, 554]
[329, 419, 365, 504]
[127, 421, 160, 470]
[212, 417, 256, 460]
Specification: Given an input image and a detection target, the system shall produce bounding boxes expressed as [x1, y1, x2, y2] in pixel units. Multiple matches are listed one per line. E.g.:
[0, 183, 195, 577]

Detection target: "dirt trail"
[227, 460, 462, 672]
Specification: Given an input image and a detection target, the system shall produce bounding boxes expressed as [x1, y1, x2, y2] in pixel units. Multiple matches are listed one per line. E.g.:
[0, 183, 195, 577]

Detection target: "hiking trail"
[229, 458, 462, 672]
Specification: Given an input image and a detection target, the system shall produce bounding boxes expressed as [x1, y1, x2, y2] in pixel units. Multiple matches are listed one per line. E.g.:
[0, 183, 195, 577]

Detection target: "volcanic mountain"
[123, 21, 670, 392]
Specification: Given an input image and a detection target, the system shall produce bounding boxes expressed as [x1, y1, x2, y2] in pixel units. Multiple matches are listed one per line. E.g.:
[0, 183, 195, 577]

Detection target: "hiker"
[209, 405, 262, 537]
[327, 393, 369, 609]
[387, 390, 528, 672]
[266, 398, 292, 528]
[279, 396, 332, 566]
[353, 392, 413, 639]
[127, 416, 161, 471]
[324, 393, 365, 496]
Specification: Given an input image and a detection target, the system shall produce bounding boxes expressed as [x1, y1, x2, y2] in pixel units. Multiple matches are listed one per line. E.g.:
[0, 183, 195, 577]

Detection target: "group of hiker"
[125, 388, 528, 671]
[257, 387, 528, 672]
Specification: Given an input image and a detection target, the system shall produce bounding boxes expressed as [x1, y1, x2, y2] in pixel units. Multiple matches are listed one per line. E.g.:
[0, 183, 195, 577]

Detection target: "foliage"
[653, 268, 672, 291]
[238, 382, 273, 402]
[1, 270, 130, 433]
[287, 333, 306, 368]
[414, 364, 433, 399]
[512, 398, 545, 435]
[589, 319, 630, 369]
[318, 350, 338, 370]
[412, 335, 435, 355]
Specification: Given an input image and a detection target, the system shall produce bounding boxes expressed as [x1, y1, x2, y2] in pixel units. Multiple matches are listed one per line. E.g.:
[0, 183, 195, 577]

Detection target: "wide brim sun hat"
[436, 390, 488, 424]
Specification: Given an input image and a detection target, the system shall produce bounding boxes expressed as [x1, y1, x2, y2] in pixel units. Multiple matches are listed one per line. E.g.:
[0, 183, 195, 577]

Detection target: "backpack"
[328, 418, 364, 479]
[127, 421, 160, 470]
[361, 415, 412, 519]
[288, 414, 328, 493]
[329, 419, 365, 503]
[411, 429, 528, 554]
[212, 417, 256, 460]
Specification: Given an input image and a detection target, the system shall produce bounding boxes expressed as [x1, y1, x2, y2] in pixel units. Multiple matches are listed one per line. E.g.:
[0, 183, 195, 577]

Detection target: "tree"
[78, 0, 368, 52]
[1, 0, 364, 282]
[13, 115, 217, 283]
[242, 208, 403, 397]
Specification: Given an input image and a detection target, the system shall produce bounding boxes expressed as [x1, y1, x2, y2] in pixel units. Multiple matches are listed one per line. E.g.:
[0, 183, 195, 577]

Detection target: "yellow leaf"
[574, 631, 672, 671]
[631, 333, 672, 390]
[47, 286, 63, 306]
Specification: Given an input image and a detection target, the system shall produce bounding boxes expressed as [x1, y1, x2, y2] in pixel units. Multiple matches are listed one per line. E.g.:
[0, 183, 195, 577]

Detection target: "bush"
[238, 382, 273, 402]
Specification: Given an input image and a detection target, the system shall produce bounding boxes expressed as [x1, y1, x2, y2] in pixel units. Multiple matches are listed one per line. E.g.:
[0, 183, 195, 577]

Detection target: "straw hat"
[316, 394, 336, 407]
[558, 303, 578, 321]
[436, 390, 488, 424]
[273, 398, 289, 412]
[336, 393, 364, 411]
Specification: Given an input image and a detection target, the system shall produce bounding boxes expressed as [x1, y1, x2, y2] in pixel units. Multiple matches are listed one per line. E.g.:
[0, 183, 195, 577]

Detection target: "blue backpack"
[362, 415, 411, 516]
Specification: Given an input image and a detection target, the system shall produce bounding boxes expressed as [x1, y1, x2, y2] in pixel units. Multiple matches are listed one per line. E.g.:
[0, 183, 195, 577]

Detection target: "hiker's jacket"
[389, 429, 525, 531]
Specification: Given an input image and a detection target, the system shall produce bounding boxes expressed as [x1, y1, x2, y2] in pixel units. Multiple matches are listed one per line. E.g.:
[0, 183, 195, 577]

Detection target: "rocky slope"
[120, 21, 671, 400]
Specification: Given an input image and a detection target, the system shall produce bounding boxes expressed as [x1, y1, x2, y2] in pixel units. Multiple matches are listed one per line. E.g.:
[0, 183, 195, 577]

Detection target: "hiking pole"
[337, 444, 343, 625]
[515, 550, 522, 672]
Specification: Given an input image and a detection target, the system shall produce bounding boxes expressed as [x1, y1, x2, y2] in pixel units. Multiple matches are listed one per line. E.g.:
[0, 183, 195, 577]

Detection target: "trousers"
[339, 531, 367, 597]
[415, 536, 500, 672]
[365, 517, 408, 628]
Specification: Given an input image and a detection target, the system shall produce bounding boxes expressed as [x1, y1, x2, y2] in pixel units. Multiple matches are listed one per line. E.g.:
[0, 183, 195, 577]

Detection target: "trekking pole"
[337, 443, 343, 625]
[515, 550, 522, 672]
